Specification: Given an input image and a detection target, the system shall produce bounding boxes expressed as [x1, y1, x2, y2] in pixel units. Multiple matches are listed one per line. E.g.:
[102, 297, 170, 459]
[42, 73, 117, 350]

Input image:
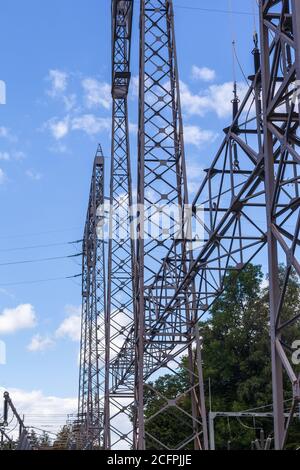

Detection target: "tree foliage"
[144, 264, 300, 450]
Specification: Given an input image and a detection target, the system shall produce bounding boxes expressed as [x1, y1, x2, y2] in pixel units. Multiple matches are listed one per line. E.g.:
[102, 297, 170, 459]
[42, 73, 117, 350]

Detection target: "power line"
[0, 226, 82, 241]
[174, 4, 258, 16]
[0, 253, 82, 268]
[0, 240, 82, 254]
[0, 274, 82, 288]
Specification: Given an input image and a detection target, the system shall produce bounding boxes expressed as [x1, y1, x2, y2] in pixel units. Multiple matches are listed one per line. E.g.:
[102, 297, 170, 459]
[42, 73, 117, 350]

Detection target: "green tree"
[39, 431, 51, 448]
[143, 264, 300, 450]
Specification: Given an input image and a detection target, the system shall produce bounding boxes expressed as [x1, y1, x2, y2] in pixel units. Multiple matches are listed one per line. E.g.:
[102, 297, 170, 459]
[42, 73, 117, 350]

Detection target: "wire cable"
[0, 227, 82, 241]
[0, 240, 82, 254]
[0, 253, 82, 268]
[0, 274, 82, 288]
[174, 4, 258, 16]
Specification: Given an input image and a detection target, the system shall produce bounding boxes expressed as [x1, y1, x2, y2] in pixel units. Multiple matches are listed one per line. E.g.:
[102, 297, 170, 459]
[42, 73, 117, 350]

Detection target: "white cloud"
[13, 151, 26, 161]
[63, 93, 77, 112]
[0, 304, 37, 335]
[184, 125, 218, 148]
[0, 152, 10, 161]
[55, 305, 81, 342]
[26, 169, 43, 181]
[0, 168, 7, 185]
[27, 334, 54, 352]
[0, 127, 10, 138]
[45, 113, 111, 140]
[180, 80, 248, 118]
[71, 114, 111, 135]
[130, 75, 139, 98]
[47, 70, 68, 97]
[0, 151, 26, 162]
[186, 161, 204, 195]
[192, 66, 216, 82]
[82, 78, 111, 110]
[49, 142, 69, 154]
[0, 127, 16, 142]
[46, 117, 70, 140]
[129, 122, 138, 134]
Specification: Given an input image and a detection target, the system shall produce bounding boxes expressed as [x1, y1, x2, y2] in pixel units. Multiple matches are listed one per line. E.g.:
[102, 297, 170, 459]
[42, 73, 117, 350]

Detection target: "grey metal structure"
[107, 0, 268, 450]
[259, 0, 300, 449]
[78, 0, 300, 451]
[104, 0, 135, 449]
[0, 392, 32, 450]
[78, 146, 106, 449]
[110, 0, 212, 450]
[208, 411, 294, 450]
[133, 0, 207, 450]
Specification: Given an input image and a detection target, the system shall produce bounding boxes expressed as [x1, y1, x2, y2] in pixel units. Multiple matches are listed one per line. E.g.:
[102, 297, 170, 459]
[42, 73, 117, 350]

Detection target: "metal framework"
[259, 0, 300, 449]
[78, 146, 106, 449]
[104, 0, 135, 450]
[77, 0, 300, 451]
[111, 0, 210, 450]
[208, 411, 297, 450]
[0, 392, 32, 450]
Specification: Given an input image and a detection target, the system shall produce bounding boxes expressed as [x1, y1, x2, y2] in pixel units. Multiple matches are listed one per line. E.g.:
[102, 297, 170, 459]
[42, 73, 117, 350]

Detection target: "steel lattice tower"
[104, 0, 135, 450]
[110, 0, 208, 450]
[78, 146, 106, 449]
[110, 0, 264, 450]
[134, 0, 206, 450]
[259, 0, 300, 449]
[78, 0, 300, 451]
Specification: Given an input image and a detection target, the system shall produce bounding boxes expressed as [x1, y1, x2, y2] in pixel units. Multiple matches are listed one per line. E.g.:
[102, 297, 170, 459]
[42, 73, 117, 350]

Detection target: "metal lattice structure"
[76, 0, 300, 451]
[111, 0, 209, 450]
[104, 0, 135, 449]
[78, 146, 106, 449]
[0, 392, 32, 450]
[259, 0, 300, 449]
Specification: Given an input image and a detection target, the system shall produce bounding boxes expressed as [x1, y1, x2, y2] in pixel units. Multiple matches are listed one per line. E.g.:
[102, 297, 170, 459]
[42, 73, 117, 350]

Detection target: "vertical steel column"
[259, 0, 300, 449]
[135, 0, 199, 450]
[105, 0, 135, 450]
[78, 146, 106, 449]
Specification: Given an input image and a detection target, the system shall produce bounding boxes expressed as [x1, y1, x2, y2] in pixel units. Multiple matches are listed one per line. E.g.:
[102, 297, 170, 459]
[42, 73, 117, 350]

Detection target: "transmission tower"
[104, 0, 135, 449]
[77, 0, 300, 452]
[78, 145, 106, 449]
[109, 0, 210, 450]
[259, 0, 300, 449]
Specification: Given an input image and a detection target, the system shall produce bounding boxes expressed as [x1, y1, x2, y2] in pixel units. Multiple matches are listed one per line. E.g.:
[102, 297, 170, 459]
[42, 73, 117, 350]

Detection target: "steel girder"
[78, 146, 106, 449]
[105, 0, 135, 449]
[259, 0, 300, 449]
[111, 22, 266, 452]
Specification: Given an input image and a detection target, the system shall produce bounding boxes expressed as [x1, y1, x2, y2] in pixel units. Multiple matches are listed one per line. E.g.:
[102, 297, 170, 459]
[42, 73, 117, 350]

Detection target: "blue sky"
[0, 0, 260, 426]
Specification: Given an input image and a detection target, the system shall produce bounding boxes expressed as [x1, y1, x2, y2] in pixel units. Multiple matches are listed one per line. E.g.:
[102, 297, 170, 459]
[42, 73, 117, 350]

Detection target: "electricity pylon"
[78, 146, 106, 449]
